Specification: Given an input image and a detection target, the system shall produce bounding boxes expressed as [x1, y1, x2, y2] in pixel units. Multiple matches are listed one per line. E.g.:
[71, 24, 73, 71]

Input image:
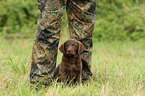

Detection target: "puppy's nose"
[67, 49, 71, 52]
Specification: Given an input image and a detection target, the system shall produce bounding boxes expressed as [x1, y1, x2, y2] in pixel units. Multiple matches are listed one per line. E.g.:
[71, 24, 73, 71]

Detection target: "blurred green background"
[0, 0, 145, 41]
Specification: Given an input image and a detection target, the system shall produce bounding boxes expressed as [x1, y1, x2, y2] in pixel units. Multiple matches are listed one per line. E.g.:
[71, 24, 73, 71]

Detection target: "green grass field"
[0, 38, 145, 96]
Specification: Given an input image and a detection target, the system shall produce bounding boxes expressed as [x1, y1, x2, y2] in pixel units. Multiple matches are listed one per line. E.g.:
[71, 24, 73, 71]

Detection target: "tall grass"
[0, 38, 144, 95]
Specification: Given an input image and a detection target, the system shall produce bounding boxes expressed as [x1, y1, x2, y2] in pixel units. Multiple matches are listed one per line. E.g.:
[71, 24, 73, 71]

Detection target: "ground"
[0, 38, 145, 95]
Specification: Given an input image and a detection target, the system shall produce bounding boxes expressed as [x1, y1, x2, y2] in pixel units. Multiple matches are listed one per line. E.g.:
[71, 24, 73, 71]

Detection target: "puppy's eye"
[72, 44, 77, 47]
[72, 44, 75, 46]
[66, 44, 69, 47]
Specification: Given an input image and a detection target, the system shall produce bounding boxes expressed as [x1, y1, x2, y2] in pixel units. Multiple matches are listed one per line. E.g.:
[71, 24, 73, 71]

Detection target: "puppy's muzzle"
[66, 48, 76, 56]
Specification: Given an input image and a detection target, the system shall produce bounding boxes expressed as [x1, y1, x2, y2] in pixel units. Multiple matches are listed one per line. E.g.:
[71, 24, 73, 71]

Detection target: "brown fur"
[53, 39, 85, 83]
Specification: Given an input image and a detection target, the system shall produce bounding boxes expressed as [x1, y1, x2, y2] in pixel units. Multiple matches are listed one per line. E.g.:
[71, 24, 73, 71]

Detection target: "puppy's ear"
[77, 41, 85, 54]
[59, 42, 65, 53]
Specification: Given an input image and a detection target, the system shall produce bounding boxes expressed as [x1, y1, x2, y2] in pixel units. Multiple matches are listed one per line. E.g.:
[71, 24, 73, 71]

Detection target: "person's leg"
[66, 0, 96, 80]
[30, 0, 65, 85]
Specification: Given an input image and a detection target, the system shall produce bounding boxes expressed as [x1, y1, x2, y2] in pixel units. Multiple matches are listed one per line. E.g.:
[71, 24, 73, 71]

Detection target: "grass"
[0, 38, 145, 96]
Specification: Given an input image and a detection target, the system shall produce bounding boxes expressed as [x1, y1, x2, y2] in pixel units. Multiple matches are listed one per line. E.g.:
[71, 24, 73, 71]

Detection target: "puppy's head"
[59, 39, 85, 57]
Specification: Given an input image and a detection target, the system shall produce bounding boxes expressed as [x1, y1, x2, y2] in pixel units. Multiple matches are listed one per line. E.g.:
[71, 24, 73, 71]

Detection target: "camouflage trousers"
[30, 0, 96, 84]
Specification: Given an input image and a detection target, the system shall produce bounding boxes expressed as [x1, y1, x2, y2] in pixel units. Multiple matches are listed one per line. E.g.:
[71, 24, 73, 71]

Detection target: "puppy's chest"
[64, 61, 81, 71]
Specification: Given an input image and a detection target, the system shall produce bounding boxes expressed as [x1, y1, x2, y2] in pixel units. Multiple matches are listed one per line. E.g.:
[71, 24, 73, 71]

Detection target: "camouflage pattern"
[30, 0, 96, 84]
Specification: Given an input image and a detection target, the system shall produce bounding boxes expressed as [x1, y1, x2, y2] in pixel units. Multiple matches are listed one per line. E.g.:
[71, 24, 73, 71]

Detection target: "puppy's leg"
[76, 73, 81, 83]
[60, 75, 67, 83]
[53, 64, 60, 78]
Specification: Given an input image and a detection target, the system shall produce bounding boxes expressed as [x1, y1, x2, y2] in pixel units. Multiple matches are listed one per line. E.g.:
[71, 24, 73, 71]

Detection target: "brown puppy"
[54, 39, 85, 83]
